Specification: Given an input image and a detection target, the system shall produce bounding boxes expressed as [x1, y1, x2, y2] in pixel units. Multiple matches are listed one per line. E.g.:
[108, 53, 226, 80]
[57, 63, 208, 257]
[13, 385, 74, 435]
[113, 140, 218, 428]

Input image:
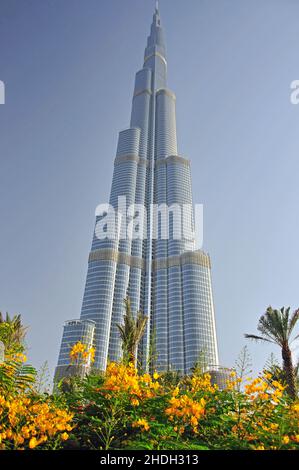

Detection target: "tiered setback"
[55, 7, 219, 379]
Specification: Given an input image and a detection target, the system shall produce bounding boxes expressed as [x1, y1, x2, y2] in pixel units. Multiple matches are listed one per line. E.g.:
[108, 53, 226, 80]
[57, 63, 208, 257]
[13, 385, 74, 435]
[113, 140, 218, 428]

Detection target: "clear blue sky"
[1, 0, 299, 378]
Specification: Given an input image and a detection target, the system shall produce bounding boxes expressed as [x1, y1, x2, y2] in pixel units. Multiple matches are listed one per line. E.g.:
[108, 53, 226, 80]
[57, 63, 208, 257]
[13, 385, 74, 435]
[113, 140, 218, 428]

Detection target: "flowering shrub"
[177, 372, 299, 450]
[1, 340, 299, 450]
[0, 394, 73, 450]
[59, 359, 164, 450]
[0, 353, 74, 450]
[60, 352, 299, 450]
[103, 361, 160, 403]
[69, 341, 95, 366]
[165, 392, 206, 434]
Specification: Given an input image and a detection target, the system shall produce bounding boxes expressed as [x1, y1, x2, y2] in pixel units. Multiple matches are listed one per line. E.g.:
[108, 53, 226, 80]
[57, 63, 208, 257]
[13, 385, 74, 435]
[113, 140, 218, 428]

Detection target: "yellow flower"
[272, 380, 285, 391]
[60, 432, 69, 441]
[153, 372, 160, 380]
[89, 347, 95, 363]
[21, 426, 30, 439]
[29, 437, 38, 449]
[103, 362, 159, 400]
[258, 392, 269, 400]
[269, 423, 279, 431]
[132, 418, 150, 432]
[14, 435, 24, 445]
[69, 341, 96, 365]
[190, 416, 198, 427]
[150, 381, 160, 391]
[5, 430, 12, 439]
[190, 373, 216, 393]
[282, 436, 290, 445]
[14, 353, 27, 363]
[165, 394, 206, 433]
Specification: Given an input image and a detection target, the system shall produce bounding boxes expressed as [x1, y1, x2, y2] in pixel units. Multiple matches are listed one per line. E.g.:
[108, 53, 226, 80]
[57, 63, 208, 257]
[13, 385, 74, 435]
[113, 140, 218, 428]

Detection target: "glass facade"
[55, 319, 95, 379]
[55, 6, 219, 379]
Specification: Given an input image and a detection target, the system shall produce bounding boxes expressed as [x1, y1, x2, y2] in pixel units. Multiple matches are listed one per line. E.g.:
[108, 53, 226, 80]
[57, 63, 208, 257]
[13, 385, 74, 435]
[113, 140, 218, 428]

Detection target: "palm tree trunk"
[134, 344, 139, 369]
[282, 345, 296, 399]
[129, 344, 138, 369]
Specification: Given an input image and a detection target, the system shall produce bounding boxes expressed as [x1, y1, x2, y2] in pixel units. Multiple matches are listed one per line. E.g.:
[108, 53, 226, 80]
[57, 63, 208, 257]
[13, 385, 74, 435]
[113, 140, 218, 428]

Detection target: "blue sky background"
[1, 0, 299, 379]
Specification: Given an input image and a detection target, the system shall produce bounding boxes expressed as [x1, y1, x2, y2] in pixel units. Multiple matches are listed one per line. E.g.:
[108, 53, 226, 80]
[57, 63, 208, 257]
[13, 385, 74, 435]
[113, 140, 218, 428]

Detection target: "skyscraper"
[55, 5, 219, 379]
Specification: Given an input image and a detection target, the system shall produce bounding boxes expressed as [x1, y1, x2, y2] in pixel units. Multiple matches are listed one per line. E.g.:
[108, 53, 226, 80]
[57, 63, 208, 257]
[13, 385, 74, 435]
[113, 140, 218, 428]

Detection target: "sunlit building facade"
[55, 6, 219, 379]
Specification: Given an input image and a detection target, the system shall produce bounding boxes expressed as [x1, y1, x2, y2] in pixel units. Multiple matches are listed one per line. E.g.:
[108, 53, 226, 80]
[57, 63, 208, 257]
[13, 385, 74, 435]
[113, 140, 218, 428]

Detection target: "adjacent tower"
[55, 5, 219, 379]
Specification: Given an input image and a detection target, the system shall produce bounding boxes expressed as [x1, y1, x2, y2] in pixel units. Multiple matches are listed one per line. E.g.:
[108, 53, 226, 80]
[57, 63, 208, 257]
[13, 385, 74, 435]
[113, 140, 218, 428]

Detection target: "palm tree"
[245, 306, 299, 399]
[0, 312, 27, 353]
[116, 298, 147, 367]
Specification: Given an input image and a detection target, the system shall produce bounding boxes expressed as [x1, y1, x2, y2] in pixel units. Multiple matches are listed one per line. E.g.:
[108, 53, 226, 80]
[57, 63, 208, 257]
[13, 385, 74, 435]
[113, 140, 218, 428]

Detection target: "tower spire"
[155, 0, 159, 13]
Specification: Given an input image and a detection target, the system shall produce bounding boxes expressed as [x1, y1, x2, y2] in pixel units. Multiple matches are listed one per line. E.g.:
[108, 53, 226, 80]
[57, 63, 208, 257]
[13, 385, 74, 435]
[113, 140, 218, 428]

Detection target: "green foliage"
[159, 370, 182, 389]
[0, 313, 36, 394]
[190, 350, 209, 376]
[0, 312, 27, 354]
[245, 306, 299, 399]
[245, 306, 299, 346]
[34, 361, 51, 394]
[1, 309, 299, 451]
[234, 346, 252, 391]
[56, 361, 299, 451]
[0, 315, 73, 451]
[116, 298, 147, 367]
[0, 357, 36, 394]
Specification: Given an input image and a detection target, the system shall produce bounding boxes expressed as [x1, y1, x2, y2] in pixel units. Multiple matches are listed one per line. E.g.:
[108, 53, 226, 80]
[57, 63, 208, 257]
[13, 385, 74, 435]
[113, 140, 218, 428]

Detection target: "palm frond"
[288, 308, 299, 340]
[244, 333, 275, 344]
[0, 359, 36, 393]
[116, 298, 148, 365]
[134, 312, 148, 344]
[256, 306, 292, 346]
[247, 305, 299, 398]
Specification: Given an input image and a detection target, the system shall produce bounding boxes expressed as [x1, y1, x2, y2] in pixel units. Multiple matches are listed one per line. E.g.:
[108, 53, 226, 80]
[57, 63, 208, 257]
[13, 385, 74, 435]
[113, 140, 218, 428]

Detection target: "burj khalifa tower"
[55, 4, 219, 379]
